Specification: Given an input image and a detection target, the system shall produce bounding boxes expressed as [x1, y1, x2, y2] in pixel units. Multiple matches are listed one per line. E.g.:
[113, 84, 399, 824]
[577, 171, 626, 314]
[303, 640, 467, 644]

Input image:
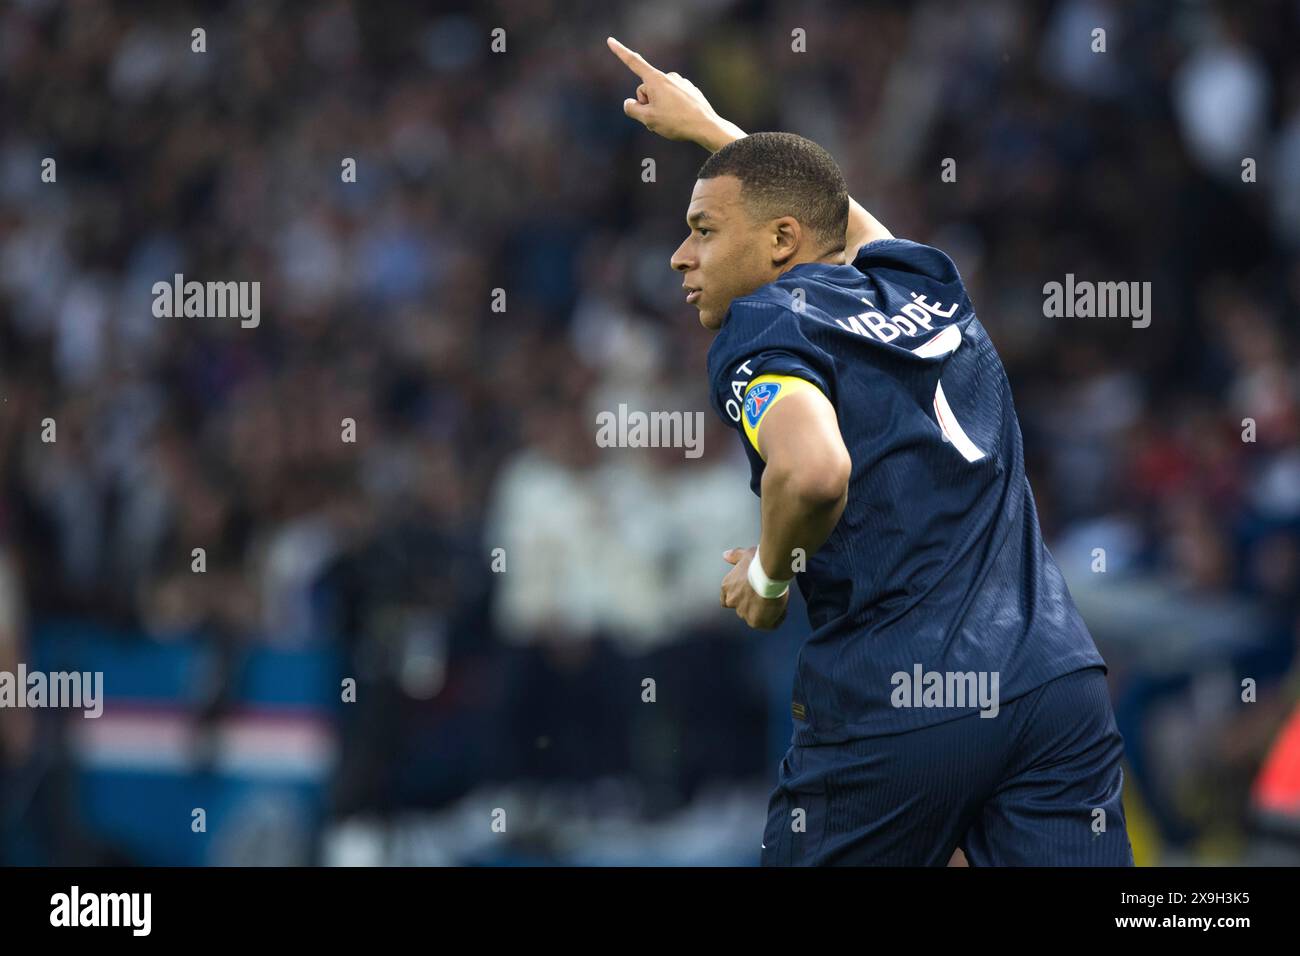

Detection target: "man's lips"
[684, 287, 702, 304]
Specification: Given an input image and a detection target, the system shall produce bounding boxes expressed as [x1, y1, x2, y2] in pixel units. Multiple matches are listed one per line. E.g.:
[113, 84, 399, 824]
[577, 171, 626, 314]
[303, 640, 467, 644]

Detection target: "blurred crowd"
[1, 0, 1298, 864]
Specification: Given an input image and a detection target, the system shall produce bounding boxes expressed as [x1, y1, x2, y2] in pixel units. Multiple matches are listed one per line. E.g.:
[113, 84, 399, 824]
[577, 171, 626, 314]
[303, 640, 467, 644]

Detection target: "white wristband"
[748, 549, 793, 599]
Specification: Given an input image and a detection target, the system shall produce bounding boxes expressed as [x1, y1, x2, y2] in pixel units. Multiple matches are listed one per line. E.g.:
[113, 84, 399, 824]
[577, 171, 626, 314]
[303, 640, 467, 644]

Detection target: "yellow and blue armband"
[741, 373, 823, 458]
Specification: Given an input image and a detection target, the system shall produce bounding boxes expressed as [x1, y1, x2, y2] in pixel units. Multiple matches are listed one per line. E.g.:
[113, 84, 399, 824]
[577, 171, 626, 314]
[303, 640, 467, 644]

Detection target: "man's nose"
[670, 239, 693, 273]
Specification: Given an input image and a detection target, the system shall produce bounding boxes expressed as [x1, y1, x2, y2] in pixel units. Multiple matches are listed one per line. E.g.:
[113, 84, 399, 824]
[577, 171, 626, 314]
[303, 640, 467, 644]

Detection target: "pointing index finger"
[606, 36, 661, 81]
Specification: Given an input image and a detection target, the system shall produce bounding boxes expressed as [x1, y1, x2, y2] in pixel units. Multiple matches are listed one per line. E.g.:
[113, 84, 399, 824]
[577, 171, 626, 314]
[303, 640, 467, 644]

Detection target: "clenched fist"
[720, 546, 790, 630]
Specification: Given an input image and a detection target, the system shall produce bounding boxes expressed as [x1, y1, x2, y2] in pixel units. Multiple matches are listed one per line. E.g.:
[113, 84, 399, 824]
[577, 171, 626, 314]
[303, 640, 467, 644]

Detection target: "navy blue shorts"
[760, 666, 1134, 866]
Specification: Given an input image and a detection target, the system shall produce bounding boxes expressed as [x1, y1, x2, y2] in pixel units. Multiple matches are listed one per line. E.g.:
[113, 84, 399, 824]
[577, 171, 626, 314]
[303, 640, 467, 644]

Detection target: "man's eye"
[697, 228, 710, 237]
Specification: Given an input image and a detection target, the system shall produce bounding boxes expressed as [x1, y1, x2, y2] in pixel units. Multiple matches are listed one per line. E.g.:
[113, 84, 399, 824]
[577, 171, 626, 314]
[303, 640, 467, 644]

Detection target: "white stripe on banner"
[73, 708, 337, 779]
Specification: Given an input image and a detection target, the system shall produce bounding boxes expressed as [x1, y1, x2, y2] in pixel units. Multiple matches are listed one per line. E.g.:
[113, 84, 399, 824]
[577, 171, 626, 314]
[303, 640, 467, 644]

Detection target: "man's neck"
[775, 246, 848, 279]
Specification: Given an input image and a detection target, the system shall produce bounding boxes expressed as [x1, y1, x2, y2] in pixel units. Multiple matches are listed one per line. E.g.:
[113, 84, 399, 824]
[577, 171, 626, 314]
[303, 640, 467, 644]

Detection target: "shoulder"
[850, 237, 964, 285]
[706, 294, 838, 425]
[726, 286, 801, 327]
[708, 293, 830, 377]
[710, 294, 792, 359]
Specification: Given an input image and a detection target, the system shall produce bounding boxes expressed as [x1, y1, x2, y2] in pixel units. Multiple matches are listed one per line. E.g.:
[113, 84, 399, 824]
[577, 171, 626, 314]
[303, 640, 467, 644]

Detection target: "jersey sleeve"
[850, 237, 961, 281]
[849, 237, 971, 308]
[708, 298, 837, 422]
[707, 299, 840, 493]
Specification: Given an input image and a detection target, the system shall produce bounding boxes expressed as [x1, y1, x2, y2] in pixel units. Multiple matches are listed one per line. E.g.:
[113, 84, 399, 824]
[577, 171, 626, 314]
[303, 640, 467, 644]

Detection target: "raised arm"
[606, 36, 892, 261]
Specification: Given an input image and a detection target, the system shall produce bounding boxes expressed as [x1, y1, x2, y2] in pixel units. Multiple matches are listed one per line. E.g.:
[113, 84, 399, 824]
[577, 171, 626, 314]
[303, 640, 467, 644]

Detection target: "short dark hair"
[698, 131, 849, 252]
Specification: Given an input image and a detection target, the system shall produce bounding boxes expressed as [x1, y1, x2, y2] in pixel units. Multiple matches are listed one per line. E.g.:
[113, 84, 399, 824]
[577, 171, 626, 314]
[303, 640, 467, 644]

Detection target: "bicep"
[744, 375, 849, 472]
[845, 197, 892, 261]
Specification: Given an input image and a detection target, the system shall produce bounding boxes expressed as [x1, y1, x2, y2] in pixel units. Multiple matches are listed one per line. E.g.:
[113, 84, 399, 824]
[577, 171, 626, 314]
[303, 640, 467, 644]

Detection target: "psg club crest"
[744, 382, 781, 429]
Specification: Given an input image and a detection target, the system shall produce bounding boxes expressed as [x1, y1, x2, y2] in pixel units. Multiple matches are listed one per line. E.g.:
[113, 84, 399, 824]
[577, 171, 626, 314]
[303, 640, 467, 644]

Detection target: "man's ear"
[770, 216, 802, 266]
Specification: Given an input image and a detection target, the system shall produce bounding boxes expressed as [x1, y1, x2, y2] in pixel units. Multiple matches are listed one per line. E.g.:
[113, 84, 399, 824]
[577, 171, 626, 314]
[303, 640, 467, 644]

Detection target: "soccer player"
[608, 37, 1135, 866]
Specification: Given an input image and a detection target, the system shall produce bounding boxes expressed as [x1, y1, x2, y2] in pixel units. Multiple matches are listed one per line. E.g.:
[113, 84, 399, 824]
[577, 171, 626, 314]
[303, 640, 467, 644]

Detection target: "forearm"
[756, 462, 847, 580]
[696, 116, 747, 153]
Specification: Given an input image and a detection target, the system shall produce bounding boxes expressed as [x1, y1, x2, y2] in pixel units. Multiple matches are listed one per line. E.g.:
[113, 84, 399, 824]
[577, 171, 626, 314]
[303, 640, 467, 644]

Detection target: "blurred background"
[1, 0, 1298, 865]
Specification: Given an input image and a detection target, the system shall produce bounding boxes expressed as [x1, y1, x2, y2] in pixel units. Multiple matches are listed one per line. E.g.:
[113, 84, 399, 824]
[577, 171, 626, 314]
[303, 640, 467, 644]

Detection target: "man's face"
[671, 175, 776, 331]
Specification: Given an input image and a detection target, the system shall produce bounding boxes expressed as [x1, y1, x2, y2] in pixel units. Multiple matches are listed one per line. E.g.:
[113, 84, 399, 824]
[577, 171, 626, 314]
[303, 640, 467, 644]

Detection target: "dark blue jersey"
[707, 238, 1106, 745]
